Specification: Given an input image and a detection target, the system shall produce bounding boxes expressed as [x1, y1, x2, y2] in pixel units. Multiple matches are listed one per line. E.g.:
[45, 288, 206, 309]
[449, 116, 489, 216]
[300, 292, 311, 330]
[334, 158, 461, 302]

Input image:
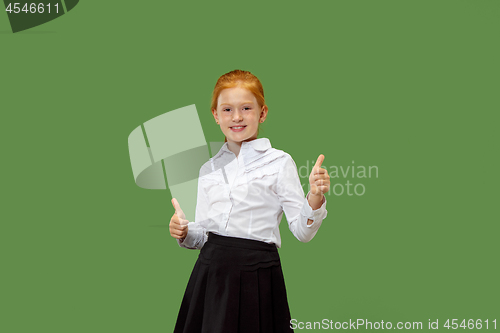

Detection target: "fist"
[169, 198, 189, 240]
[309, 154, 330, 197]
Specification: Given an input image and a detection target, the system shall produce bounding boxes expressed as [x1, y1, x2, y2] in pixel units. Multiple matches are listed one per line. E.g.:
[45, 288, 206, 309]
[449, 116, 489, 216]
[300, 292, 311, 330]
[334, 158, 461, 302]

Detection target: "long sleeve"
[177, 169, 211, 250]
[276, 154, 328, 243]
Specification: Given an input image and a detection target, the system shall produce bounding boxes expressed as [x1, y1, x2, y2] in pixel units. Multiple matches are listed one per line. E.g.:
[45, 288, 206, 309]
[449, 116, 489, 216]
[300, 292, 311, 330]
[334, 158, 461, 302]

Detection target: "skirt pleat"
[174, 232, 293, 333]
[239, 269, 259, 332]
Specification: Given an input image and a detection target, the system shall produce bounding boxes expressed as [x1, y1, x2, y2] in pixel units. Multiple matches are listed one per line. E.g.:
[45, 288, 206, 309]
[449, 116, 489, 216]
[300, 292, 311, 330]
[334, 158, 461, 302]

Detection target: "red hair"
[211, 70, 267, 143]
[211, 70, 266, 111]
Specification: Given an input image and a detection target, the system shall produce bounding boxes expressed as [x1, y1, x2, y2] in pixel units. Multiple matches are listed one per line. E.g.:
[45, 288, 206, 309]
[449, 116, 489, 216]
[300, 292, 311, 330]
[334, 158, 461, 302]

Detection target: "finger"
[312, 184, 329, 191]
[171, 232, 184, 239]
[175, 218, 188, 227]
[170, 218, 187, 229]
[313, 167, 328, 175]
[170, 230, 187, 238]
[170, 229, 184, 237]
[170, 214, 181, 226]
[314, 154, 325, 169]
[169, 220, 182, 229]
[317, 185, 330, 193]
[315, 179, 327, 186]
[170, 229, 185, 236]
[171, 198, 180, 213]
[317, 180, 331, 188]
[310, 173, 329, 182]
[316, 174, 330, 182]
[171, 198, 186, 219]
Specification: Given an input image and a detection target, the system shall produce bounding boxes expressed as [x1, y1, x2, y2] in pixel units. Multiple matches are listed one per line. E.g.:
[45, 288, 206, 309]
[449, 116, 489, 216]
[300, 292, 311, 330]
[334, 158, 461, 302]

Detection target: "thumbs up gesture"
[309, 154, 330, 198]
[169, 198, 189, 240]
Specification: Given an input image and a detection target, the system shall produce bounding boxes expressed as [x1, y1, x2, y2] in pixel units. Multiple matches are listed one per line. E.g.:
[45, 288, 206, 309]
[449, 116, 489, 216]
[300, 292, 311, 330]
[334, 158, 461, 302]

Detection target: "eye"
[223, 108, 231, 112]
[243, 107, 251, 110]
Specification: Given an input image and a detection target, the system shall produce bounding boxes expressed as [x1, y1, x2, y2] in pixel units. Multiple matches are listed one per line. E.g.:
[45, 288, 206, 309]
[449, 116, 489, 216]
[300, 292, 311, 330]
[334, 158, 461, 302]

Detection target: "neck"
[227, 141, 241, 157]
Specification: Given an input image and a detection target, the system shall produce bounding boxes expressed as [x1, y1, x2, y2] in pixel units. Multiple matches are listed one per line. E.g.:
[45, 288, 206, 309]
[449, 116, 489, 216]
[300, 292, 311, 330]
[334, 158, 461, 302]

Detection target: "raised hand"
[309, 154, 330, 197]
[169, 198, 189, 239]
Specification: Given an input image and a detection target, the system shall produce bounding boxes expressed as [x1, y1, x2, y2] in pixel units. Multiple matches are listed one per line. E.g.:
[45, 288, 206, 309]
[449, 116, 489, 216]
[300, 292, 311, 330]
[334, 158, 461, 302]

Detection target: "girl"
[169, 70, 330, 332]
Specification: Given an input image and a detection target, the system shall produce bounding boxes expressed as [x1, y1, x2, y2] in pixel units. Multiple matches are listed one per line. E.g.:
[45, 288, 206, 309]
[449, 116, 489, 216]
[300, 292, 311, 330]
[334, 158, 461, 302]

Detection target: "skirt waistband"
[207, 232, 277, 252]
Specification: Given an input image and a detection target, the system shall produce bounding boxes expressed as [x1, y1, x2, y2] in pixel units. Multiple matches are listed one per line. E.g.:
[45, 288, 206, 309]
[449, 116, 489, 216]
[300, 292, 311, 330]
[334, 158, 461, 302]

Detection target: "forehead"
[217, 86, 258, 106]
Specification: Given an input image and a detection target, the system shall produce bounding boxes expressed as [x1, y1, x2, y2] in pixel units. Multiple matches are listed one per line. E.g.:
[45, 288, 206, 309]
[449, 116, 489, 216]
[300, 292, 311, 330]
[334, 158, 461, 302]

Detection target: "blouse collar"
[242, 137, 272, 151]
[217, 137, 272, 157]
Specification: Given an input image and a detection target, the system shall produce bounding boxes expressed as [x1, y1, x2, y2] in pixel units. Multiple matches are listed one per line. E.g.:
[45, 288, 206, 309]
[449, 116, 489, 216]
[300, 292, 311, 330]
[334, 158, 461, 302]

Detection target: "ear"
[212, 108, 219, 124]
[259, 105, 268, 123]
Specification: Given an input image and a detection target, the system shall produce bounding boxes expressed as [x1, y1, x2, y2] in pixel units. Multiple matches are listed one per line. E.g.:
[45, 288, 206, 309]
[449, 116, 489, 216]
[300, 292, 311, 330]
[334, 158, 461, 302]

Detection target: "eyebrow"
[220, 101, 255, 106]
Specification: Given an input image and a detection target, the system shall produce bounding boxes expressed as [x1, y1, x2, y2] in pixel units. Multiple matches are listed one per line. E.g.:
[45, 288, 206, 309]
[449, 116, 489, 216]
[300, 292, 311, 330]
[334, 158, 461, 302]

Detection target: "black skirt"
[174, 232, 294, 333]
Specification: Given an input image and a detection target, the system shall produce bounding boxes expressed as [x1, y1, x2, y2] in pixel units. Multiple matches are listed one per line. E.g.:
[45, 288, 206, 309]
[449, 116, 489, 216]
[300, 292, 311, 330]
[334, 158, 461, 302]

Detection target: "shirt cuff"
[302, 192, 328, 227]
[177, 222, 198, 249]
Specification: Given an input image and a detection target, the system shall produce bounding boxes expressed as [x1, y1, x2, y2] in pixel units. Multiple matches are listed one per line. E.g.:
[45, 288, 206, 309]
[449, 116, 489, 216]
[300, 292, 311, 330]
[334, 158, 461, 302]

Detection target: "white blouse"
[178, 138, 328, 249]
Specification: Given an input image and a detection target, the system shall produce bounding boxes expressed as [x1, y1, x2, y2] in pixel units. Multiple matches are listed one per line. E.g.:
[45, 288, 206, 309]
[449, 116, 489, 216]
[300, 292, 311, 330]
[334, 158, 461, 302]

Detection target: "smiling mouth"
[230, 126, 246, 130]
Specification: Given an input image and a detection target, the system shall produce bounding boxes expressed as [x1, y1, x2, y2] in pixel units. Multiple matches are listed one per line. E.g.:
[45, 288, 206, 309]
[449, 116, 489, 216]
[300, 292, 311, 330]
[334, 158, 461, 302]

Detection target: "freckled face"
[212, 86, 267, 145]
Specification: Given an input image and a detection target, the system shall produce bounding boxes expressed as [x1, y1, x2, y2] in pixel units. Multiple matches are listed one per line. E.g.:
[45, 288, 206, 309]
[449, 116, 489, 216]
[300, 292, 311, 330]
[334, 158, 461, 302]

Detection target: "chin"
[227, 136, 251, 144]
[225, 129, 257, 143]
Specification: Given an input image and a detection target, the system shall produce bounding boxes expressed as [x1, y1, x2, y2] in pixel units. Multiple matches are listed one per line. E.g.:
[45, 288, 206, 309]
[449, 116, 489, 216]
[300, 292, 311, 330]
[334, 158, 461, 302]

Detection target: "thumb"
[171, 198, 186, 220]
[314, 154, 325, 169]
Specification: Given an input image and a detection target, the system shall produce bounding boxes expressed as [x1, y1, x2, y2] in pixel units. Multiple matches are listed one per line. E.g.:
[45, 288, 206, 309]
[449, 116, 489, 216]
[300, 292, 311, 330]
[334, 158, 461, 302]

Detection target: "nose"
[232, 110, 243, 122]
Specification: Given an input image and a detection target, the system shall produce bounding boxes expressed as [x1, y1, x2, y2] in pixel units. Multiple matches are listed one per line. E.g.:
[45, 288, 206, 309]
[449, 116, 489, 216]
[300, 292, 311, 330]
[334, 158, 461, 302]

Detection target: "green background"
[1, 0, 498, 331]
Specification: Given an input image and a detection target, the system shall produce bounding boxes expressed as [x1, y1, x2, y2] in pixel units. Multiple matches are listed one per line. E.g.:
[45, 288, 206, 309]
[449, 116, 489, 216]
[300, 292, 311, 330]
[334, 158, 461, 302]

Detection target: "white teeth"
[232, 126, 245, 129]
